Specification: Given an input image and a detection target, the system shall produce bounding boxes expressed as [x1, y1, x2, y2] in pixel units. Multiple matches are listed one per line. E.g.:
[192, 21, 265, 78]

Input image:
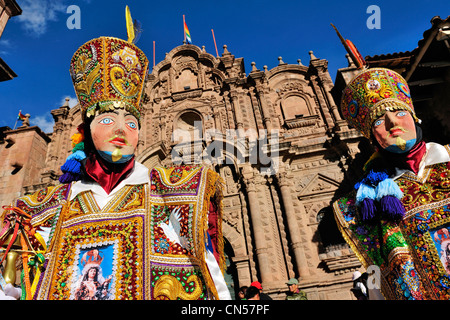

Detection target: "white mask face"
[372, 110, 417, 153]
[90, 109, 139, 163]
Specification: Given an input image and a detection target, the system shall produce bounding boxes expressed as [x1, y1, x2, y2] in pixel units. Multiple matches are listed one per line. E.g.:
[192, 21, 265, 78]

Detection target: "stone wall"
[0, 126, 50, 206]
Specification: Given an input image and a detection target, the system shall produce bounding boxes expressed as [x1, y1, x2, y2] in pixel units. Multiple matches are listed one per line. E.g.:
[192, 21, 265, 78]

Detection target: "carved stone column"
[276, 171, 310, 278]
[242, 177, 272, 284]
[317, 73, 343, 123]
[232, 256, 252, 288]
[222, 91, 235, 130]
[255, 84, 272, 131]
[309, 75, 333, 130]
[229, 90, 244, 132]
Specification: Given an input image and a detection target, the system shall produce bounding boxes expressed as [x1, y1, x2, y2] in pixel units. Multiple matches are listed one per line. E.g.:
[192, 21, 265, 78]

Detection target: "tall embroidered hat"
[340, 67, 420, 139]
[69, 36, 149, 123]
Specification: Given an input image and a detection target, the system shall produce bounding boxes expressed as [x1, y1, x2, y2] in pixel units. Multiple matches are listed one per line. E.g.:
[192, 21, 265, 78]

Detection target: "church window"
[176, 68, 197, 92]
[281, 95, 309, 120]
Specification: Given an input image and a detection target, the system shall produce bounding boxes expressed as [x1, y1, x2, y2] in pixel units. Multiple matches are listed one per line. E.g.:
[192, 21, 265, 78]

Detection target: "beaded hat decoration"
[69, 36, 149, 124]
[340, 67, 420, 139]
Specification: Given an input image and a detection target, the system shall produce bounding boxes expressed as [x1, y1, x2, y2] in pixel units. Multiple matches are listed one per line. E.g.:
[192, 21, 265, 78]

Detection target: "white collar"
[392, 142, 450, 180]
[69, 161, 150, 201]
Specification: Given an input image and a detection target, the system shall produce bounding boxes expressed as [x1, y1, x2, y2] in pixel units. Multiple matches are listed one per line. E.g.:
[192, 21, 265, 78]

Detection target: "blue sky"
[0, 0, 448, 133]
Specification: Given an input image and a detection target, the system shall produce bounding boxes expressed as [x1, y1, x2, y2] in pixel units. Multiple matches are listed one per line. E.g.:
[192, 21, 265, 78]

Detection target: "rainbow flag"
[17, 111, 26, 121]
[184, 19, 192, 44]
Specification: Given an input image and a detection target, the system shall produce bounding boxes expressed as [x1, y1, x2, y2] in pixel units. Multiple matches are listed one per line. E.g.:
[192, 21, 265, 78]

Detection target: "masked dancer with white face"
[0, 11, 230, 301]
[333, 67, 450, 300]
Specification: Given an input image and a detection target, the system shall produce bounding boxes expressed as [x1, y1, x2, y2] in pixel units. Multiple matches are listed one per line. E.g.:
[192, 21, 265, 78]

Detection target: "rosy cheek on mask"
[373, 130, 388, 149]
[91, 126, 111, 152]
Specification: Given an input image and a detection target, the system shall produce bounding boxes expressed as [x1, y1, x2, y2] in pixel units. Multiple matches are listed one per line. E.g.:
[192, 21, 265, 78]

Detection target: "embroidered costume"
[0, 10, 230, 300]
[333, 67, 450, 300]
[18, 163, 228, 300]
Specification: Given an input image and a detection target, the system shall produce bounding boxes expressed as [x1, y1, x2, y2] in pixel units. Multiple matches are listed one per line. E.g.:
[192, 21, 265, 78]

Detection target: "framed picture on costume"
[69, 241, 118, 300]
[429, 224, 450, 275]
[409, 207, 450, 295]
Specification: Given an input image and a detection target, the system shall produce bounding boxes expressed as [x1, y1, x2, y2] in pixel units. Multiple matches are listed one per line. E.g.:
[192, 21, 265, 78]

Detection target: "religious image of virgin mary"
[74, 249, 112, 300]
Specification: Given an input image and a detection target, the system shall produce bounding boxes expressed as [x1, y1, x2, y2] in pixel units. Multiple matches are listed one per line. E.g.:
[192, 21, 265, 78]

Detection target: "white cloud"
[31, 114, 54, 133]
[0, 39, 12, 55]
[16, 0, 67, 37]
[60, 96, 78, 108]
[27, 97, 78, 133]
[0, 39, 11, 47]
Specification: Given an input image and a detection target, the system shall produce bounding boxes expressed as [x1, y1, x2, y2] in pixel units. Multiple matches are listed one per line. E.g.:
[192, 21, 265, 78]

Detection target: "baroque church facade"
[0, 43, 368, 299]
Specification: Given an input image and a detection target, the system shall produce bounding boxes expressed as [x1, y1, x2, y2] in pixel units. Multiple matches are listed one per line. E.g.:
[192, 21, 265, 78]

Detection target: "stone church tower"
[1, 43, 366, 299]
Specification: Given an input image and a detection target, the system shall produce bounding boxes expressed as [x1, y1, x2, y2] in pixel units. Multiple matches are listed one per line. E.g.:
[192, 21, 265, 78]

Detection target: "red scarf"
[85, 153, 135, 194]
[404, 141, 427, 174]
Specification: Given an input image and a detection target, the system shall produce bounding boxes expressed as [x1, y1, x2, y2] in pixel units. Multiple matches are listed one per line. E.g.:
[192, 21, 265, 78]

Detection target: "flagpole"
[153, 41, 156, 67]
[13, 110, 20, 130]
[211, 29, 219, 57]
[183, 15, 186, 44]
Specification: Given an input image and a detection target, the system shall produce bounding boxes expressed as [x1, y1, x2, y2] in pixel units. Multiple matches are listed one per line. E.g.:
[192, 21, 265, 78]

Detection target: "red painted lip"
[109, 137, 127, 146]
[389, 128, 404, 137]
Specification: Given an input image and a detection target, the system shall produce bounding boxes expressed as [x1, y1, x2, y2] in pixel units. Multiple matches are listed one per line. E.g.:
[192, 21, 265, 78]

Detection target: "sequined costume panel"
[26, 165, 224, 300]
[334, 152, 450, 300]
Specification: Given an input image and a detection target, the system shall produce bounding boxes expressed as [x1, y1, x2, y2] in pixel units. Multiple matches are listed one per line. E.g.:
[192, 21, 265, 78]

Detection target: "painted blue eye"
[374, 119, 384, 127]
[99, 117, 114, 125]
[397, 111, 406, 117]
[127, 121, 137, 129]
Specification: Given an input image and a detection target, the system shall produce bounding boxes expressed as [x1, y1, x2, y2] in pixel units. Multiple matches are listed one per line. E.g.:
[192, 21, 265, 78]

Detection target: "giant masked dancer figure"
[333, 66, 450, 300]
[0, 9, 230, 300]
